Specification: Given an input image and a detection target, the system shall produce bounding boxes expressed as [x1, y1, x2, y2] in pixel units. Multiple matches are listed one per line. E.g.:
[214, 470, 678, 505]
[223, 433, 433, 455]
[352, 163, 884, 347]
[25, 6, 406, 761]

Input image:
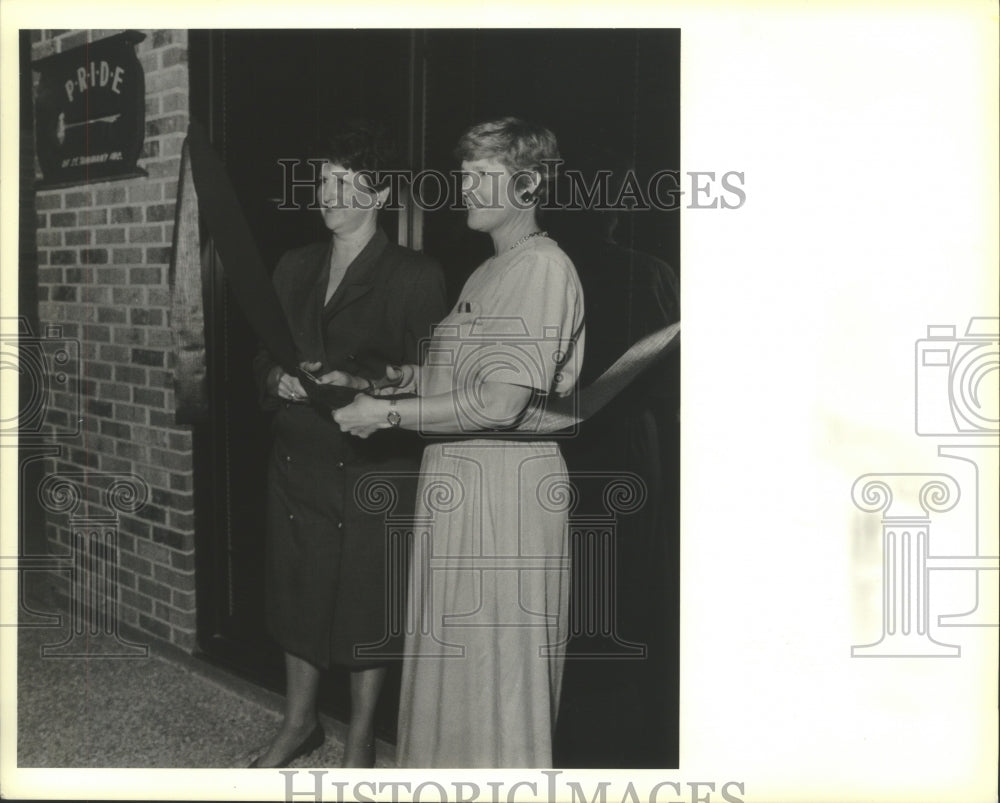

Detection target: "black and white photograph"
[8, 24, 683, 774]
[1, 3, 996, 803]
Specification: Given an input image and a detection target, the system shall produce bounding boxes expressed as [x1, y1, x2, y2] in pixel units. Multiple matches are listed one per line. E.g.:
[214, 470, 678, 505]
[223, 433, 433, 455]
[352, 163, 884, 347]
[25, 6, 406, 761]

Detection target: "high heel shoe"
[248, 723, 325, 768]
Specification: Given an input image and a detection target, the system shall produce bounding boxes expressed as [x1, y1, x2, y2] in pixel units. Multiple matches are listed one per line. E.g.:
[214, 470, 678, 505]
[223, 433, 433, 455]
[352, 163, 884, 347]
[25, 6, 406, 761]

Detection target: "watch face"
[387, 410, 402, 427]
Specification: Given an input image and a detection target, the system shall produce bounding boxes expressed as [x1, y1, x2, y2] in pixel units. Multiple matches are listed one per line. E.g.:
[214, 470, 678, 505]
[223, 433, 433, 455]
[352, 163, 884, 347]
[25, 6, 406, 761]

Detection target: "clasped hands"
[276, 362, 412, 439]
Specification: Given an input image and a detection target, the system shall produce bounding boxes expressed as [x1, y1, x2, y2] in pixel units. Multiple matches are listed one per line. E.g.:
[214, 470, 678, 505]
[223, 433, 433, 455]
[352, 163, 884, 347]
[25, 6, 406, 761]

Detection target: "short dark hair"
[312, 120, 399, 190]
[454, 117, 561, 202]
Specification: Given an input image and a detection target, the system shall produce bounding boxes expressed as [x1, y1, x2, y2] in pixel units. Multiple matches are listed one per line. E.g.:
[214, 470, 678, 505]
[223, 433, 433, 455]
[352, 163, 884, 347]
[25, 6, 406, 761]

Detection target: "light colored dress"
[397, 236, 585, 767]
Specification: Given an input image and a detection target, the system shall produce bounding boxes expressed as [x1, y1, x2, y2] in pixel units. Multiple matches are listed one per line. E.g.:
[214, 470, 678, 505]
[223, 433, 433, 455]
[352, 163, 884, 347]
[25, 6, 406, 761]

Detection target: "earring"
[375, 200, 383, 209]
[520, 192, 534, 204]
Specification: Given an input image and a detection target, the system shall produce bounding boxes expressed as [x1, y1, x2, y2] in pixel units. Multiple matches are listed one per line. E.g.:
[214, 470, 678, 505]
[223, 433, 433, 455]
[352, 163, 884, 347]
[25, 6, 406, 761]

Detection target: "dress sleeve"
[461, 248, 585, 397]
[251, 252, 292, 411]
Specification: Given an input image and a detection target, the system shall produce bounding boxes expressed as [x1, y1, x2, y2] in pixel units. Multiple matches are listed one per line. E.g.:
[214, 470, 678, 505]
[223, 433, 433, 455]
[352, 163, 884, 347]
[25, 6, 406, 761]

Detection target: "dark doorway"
[188, 29, 679, 763]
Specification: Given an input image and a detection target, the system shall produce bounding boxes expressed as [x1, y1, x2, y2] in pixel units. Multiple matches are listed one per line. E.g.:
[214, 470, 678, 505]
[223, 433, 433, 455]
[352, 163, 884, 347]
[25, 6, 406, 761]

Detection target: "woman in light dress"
[334, 117, 584, 767]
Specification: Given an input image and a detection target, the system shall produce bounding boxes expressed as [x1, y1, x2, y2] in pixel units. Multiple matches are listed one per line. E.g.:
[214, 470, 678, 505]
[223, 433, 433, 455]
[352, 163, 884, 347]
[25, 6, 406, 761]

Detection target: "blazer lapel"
[323, 228, 389, 318]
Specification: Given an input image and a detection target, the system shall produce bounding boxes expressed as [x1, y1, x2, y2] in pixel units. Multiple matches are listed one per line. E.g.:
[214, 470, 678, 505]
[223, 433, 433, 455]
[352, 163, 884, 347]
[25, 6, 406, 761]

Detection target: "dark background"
[188, 28, 680, 767]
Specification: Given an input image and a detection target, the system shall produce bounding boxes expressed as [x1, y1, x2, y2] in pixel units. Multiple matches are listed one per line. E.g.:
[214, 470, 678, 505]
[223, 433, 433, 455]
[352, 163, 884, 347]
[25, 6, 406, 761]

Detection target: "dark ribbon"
[168, 137, 208, 423]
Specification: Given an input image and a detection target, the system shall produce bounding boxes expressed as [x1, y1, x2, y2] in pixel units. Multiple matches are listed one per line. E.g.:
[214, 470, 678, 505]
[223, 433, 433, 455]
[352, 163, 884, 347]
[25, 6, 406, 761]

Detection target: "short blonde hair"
[454, 117, 560, 203]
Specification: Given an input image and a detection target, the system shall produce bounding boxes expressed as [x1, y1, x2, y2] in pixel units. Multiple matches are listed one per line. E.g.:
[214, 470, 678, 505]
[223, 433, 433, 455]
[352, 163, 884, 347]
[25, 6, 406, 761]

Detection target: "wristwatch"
[386, 399, 401, 428]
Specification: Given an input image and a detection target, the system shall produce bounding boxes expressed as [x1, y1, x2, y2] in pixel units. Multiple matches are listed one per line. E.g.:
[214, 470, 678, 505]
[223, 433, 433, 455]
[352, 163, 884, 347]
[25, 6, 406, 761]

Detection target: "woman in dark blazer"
[250, 122, 446, 768]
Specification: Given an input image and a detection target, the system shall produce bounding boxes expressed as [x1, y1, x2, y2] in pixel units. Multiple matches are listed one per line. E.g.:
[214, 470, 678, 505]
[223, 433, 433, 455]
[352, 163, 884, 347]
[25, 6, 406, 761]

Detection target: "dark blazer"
[253, 228, 446, 669]
[254, 227, 445, 406]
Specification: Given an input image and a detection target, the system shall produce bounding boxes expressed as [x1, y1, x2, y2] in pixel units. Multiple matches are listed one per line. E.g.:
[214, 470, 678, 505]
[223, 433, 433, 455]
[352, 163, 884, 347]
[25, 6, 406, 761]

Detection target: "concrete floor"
[15, 607, 396, 769]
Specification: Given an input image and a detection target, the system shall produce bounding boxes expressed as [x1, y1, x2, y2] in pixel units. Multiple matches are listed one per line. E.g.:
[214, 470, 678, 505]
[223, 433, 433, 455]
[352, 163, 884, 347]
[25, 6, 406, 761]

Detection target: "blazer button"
[337, 521, 344, 529]
[336, 461, 345, 469]
[288, 513, 295, 521]
[285, 455, 292, 463]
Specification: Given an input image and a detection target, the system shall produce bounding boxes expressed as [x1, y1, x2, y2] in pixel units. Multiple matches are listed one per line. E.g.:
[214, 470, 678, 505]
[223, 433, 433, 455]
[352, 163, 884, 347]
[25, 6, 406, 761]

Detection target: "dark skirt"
[264, 404, 419, 669]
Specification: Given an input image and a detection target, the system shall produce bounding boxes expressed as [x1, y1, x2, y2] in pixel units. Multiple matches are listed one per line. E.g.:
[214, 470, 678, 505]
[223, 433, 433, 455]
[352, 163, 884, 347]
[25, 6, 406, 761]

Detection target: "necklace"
[506, 230, 549, 252]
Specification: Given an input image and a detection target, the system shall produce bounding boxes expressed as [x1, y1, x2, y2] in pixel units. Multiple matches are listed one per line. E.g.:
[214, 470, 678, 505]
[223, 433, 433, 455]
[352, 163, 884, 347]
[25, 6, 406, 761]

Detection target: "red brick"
[131, 348, 164, 367]
[113, 403, 148, 424]
[36, 193, 62, 210]
[162, 92, 187, 113]
[101, 418, 132, 438]
[81, 248, 109, 264]
[65, 190, 93, 208]
[114, 364, 146, 383]
[112, 327, 145, 346]
[128, 184, 162, 204]
[146, 157, 181, 179]
[113, 287, 144, 305]
[131, 308, 163, 326]
[138, 613, 171, 641]
[168, 431, 191, 451]
[116, 567, 136, 591]
[98, 306, 127, 325]
[120, 517, 152, 541]
[136, 538, 172, 565]
[38, 231, 63, 247]
[112, 247, 143, 264]
[147, 114, 187, 138]
[133, 426, 170, 448]
[64, 266, 93, 282]
[95, 187, 127, 205]
[168, 509, 195, 530]
[96, 267, 127, 284]
[64, 230, 91, 246]
[172, 588, 196, 611]
[127, 224, 164, 243]
[148, 449, 190, 472]
[142, 467, 171, 490]
[50, 250, 76, 266]
[171, 627, 197, 652]
[147, 289, 170, 306]
[145, 203, 175, 223]
[145, 330, 173, 349]
[116, 440, 149, 463]
[101, 454, 133, 473]
[160, 47, 187, 68]
[152, 563, 194, 592]
[99, 344, 130, 363]
[121, 588, 154, 614]
[80, 286, 111, 304]
[129, 267, 162, 284]
[50, 212, 76, 227]
[146, 67, 186, 94]
[110, 207, 142, 224]
[145, 247, 172, 264]
[78, 209, 108, 226]
[95, 228, 126, 244]
[169, 473, 192, 492]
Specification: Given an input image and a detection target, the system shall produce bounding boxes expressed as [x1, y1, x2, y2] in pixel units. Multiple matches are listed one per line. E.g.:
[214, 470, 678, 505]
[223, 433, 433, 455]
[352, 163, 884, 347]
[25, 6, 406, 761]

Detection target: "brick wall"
[30, 29, 196, 651]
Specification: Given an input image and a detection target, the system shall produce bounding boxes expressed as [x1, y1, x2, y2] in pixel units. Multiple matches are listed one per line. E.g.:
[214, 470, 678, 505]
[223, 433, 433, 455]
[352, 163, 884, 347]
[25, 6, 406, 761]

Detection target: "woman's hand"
[332, 394, 390, 438]
[276, 371, 309, 402]
[300, 361, 369, 390]
[370, 364, 416, 396]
